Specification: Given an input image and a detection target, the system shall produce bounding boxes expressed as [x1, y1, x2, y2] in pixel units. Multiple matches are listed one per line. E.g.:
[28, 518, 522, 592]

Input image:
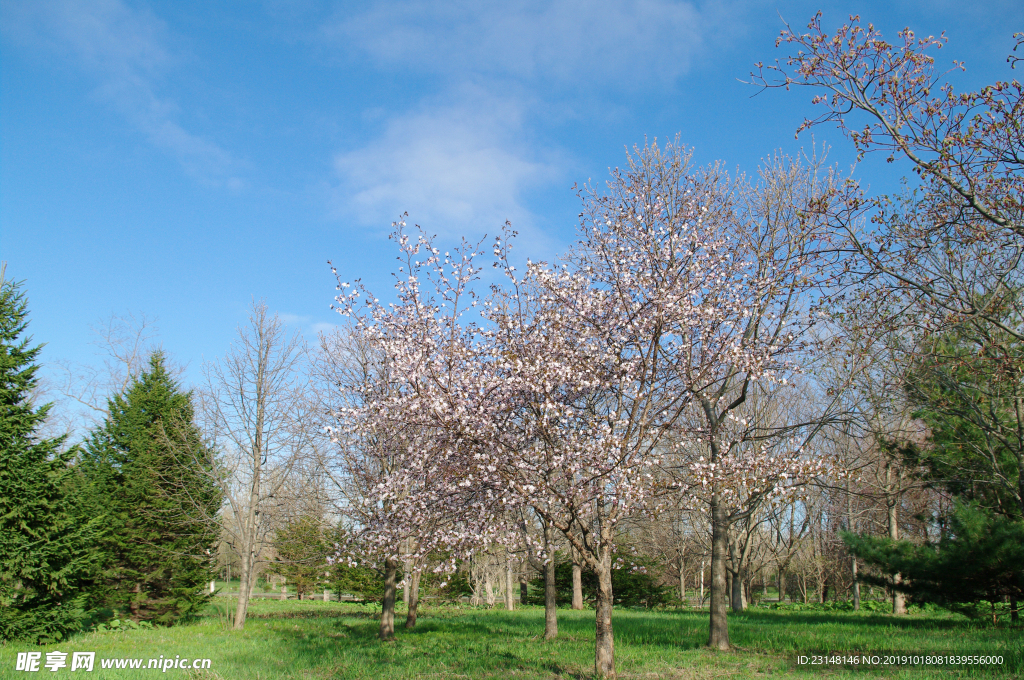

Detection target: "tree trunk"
[678, 561, 686, 603]
[130, 582, 141, 621]
[594, 545, 615, 679]
[852, 559, 860, 611]
[778, 567, 785, 603]
[469, 577, 481, 606]
[233, 551, 253, 630]
[888, 502, 906, 615]
[890, 576, 906, 614]
[728, 529, 747, 613]
[847, 480, 860, 611]
[380, 557, 398, 640]
[708, 493, 730, 650]
[519, 569, 529, 605]
[403, 557, 411, 607]
[728, 538, 745, 612]
[505, 556, 515, 611]
[485, 572, 496, 607]
[730, 572, 745, 611]
[572, 551, 584, 610]
[544, 522, 558, 640]
[405, 570, 421, 629]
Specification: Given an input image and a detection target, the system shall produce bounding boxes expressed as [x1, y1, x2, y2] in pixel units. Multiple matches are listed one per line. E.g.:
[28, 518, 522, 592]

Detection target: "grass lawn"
[1, 599, 1020, 679]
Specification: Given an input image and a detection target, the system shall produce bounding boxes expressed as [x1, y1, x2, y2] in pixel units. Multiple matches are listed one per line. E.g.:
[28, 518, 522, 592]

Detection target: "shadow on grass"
[734, 609, 971, 631]
[244, 608, 379, 620]
[247, 607, 598, 678]
[206, 602, 1022, 679]
[243, 606, 794, 647]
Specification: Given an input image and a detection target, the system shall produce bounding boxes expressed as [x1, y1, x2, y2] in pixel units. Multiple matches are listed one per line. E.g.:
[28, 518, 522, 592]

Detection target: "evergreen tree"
[843, 502, 1024, 620]
[845, 313, 1024, 619]
[327, 526, 391, 601]
[270, 515, 329, 599]
[82, 353, 221, 625]
[903, 316, 1024, 522]
[526, 555, 670, 608]
[0, 276, 97, 642]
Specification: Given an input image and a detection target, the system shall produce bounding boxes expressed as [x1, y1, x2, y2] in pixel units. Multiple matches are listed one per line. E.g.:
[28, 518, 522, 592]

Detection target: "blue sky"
[2, 0, 1022, 401]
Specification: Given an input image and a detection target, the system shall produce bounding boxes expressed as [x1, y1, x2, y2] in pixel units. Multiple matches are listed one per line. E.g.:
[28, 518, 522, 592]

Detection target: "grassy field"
[1, 599, 1021, 679]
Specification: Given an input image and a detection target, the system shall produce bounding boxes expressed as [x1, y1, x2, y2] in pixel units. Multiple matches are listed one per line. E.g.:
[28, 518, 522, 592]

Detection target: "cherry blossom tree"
[474, 141, 752, 674]
[659, 148, 850, 648]
[329, 147, 731, 676]
[479, 141, 846, 664]
[313, 326, 413, 638]
[329, 142, 847, 674]
[327, 223, 513, 639]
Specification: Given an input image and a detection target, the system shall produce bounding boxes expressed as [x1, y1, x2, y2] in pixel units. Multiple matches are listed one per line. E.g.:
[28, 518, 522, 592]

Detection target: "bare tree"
[201, 299, 310, 630]
[54, 312, 161, 430]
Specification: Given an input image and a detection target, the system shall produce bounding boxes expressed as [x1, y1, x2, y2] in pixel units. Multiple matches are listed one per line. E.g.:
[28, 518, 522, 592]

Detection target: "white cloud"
[318, 0, 743, 261]
[310, 321, 340, 336]
[2, 0, 240, 186]
[278, 313, 311, 326]
[326, 0, 720, 89]
[319, 0, 740, 248]
[331, 89, 565, 243]
[278, 315, 343, 340]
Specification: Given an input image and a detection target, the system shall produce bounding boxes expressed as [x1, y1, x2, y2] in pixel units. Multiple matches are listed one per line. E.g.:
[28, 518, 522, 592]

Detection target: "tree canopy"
[81, 352, 221, 625]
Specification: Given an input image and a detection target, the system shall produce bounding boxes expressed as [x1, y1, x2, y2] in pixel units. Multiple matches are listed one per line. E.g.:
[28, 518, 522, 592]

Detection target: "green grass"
[1, 600, 1021, 679]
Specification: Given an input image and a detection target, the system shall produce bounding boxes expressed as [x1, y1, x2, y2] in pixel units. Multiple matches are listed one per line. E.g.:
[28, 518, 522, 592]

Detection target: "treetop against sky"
[1, 0, 1021, 389]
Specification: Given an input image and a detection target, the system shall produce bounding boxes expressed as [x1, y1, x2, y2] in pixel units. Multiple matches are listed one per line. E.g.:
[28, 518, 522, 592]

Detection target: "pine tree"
[270, 515, 329, 599]
[903, 315, 1024, 522]
[0, 276, 97, 642]
[845, 312, 1024, 620]
[843, 502, 1024, 621]
[82, 353, 221, 625]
